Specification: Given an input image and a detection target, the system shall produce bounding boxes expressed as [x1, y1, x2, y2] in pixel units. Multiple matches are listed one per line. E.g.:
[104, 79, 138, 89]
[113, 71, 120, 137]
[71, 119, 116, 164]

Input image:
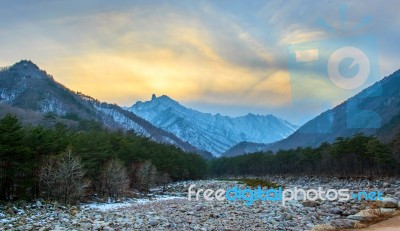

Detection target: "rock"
[330, 219, 360, 229]
[376, 197, 398, 208]
[302, 201, 316, 207]
[383, 182, 390, 187]
[70, 209, 78, 216]
[385, 188, 397, 195]
[12, 207, 20, 214]
[282, 212, 293, 220]
[149, 219, 158, 226]
[36, 201, 42, 207]
[349, 209, 358, 215]
[80, 222, 92, 229]
[347, 208, 395, 221]
[330, 208, 342, 215]
[2, 178, 400, 230]
[193, 205, 203, 211]
[136, 218, 143, 225]
[6, 207, 15, 215]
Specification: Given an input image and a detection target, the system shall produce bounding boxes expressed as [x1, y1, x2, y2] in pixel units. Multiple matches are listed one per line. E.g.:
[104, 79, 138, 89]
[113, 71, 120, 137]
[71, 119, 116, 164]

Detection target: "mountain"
[127, 95, 298, 156]
[223, 69, 400, 156]
[0, 60, 212, 159]
[222, 141, 269, 157]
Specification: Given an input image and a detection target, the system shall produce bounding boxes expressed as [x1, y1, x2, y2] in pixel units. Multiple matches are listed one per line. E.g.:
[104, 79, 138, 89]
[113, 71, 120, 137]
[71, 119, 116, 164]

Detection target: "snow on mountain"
[127, 94, 298, 156]
[93, 104, 150, 137]
[0, 60, 211, 158]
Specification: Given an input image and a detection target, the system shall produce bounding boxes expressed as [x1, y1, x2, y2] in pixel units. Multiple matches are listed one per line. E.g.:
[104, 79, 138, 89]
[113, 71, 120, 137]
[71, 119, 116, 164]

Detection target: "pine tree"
[0, 114, 24, 200]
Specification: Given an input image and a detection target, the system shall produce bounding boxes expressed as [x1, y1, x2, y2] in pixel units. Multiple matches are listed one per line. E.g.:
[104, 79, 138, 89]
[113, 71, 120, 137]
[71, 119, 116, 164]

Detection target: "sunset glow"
[0, 0, 399, 124]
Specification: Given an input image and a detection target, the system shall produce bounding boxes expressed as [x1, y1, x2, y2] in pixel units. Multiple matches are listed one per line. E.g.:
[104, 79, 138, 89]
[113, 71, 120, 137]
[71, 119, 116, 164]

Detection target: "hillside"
[223, 69, 400, 156]
[0, 60, 212, 159]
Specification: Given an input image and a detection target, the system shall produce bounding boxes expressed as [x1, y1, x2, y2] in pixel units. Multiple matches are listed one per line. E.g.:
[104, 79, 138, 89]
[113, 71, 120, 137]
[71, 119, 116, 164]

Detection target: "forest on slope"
[211, 132, 400, 177]
[0, 114, 207, 202]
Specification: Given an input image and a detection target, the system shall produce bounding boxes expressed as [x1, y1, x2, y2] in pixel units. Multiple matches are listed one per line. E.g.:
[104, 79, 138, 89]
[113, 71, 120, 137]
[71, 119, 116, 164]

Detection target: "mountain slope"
[222, 141, 269, 157]
[0, 60, 212, 159]
[127, 95, 298, 156]
[223, 69, 400, 156]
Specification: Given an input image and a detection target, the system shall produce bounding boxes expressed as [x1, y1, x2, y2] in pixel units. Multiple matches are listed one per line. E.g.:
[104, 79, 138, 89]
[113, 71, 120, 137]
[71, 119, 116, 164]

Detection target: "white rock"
[36, 201, 42, 207]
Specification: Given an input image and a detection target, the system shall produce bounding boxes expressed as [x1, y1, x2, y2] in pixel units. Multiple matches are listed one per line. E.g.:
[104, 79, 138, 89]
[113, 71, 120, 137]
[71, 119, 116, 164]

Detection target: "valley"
[1, 177, 400, 230]
[1, 1, 400, 230]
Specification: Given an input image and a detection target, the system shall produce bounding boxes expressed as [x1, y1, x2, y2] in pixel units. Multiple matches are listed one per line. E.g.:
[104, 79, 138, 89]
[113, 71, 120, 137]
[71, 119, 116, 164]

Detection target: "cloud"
[23, 3, 292, 108]
[0, 0, 399, 125]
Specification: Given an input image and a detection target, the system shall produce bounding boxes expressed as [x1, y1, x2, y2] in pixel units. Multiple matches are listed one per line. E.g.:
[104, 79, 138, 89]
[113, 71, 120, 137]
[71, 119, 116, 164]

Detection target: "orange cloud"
[38, 11, 293, 107]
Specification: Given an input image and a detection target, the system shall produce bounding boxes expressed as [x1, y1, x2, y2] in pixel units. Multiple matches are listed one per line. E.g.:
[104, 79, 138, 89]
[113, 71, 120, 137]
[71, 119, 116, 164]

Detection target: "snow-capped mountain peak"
[127, 95, 299, 156]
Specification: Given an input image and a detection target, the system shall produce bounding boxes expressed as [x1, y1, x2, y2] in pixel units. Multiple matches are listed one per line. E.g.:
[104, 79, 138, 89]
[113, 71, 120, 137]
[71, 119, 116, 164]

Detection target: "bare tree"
[38, 158, 57, 200]
[136, 160, 158, 192]
[39, 148, 87, 204]
[157, 172, 172, 192]
[101, 159, 130, 201]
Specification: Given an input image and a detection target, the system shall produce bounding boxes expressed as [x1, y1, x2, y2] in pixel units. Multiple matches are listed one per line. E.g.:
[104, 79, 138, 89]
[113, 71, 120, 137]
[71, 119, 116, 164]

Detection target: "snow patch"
[81, 195, 183, 211]
[0, 217, 16, 224]
[94, 105, 150, 136]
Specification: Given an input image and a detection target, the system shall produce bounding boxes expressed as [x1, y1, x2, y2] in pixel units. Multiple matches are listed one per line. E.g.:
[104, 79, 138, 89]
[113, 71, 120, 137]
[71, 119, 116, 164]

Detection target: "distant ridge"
[127, 94, 298, 156]
[223, 69, 400, 156]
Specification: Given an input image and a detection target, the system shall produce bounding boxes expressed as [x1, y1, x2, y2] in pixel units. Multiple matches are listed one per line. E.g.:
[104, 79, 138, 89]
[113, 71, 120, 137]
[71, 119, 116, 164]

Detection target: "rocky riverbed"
[1, 177, 399, 230]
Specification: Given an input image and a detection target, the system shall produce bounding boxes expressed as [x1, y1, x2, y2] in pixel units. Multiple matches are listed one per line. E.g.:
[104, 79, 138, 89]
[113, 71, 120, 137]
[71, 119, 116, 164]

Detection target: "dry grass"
[353, 222, 368, 229]
[364, 203, 395, 224]
[237, 178, 281, 188]
[336, 202, 397, 231]
[220, 177, 281, 188]
[311, 224, 336, 231]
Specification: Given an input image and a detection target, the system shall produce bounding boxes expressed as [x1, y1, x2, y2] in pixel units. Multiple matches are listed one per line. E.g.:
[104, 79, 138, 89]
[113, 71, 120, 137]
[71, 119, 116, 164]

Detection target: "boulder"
[376, 197, 398, 208]
[149, 219, 158, 226]
[302, 201, 316, 207]
[36, 201, 42, 207]
[383, 182, 390, 187]
[6, 207, 15, 215]
[347, 208, 395, 221]
[330, 208, 342, 215]
[329, 219, 360, 229]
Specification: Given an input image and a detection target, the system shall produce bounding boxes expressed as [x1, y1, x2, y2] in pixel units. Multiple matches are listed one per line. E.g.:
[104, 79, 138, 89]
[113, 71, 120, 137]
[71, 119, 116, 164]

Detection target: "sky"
[0, 0, 399, 125]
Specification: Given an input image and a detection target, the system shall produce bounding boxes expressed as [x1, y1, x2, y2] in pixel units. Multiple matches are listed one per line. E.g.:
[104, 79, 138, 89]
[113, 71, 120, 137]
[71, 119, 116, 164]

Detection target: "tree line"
[210, 133, 400, 177]
[2, 111, 400, 203]
[0, 114, 208, 203]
